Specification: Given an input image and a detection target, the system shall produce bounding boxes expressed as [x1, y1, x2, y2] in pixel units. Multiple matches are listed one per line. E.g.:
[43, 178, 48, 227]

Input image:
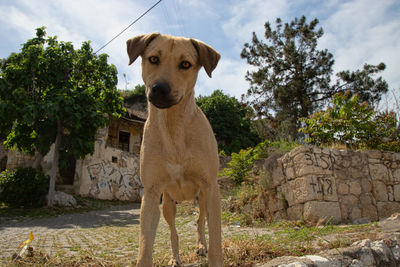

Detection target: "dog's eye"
[179, 61, 192, 70]
[148, 56, 160, 65]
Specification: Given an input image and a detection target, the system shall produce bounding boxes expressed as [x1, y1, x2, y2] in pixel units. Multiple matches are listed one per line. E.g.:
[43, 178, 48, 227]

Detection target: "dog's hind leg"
[196, 192, 208, 257]
[162, 192, 181, 266]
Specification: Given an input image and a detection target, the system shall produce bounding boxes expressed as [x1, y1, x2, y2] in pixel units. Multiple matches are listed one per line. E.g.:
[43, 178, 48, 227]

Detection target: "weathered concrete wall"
[260, 146, 400, 224]
[73, 127, 142, 202]
[6, 149, 36, 170]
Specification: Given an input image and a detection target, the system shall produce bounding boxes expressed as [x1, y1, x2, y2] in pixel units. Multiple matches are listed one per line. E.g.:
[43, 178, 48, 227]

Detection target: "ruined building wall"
[260, 146, 400, 224]
[73, 127, 142, 202]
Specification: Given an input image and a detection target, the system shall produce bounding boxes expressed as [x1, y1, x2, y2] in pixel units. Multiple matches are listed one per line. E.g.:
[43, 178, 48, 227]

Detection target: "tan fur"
[127, 33, 223, 267]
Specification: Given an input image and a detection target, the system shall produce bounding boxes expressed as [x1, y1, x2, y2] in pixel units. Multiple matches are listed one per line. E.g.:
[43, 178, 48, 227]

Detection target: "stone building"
[2, 108, 146, 202]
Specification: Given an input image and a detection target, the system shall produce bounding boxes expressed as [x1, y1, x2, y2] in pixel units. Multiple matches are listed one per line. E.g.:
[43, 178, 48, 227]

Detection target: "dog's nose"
[151, 83, 171, 97]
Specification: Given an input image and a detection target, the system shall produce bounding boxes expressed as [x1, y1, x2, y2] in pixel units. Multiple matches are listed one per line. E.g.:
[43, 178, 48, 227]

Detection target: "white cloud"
[320, 0, 400, 91]
[222, 0, 289, 51]
[195, 57, 252, 99]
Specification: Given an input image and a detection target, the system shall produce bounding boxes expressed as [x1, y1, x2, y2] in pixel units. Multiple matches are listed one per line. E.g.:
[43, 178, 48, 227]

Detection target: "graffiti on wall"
[309, 176, 334, 195]
[87, 161, 141, 201]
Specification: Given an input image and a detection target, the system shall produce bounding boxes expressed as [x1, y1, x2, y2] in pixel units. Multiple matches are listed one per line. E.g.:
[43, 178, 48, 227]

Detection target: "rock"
[337, 182, 349, 195]
[349, 259, 363, 267]
[370, 240, 394, 265]
[287, 204, 304, 220]
[372, 180, 388, 201]
[392, 245, 400, 261]
[349, 181, 362, 195]
[302, 255, 333, 267]
[303, 201, 341, 224]
[369, 164, 389, 182]
[393, 184, 400, 201]
[277, 263, 308, 267]
[377, 202, 400, 219]
[50, 191, 77, 207]
[352, 217, 372, 225]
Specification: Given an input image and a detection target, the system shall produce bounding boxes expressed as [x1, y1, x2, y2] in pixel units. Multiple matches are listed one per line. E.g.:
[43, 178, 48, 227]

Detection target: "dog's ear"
[127, 33, 160, 65]
[190, 39, 220, 78]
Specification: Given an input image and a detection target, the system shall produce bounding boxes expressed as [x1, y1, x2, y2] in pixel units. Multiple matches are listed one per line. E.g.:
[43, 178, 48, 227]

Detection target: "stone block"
[303, 201, 342, 224]
[377, 202, 400, 219]
[372, 180, 388, 201]
[337, 182, 349, 195]
[360, 178, 372, 193]
[369, 164, 389, 182]
[292, 151, 334, 177]
[360, 194, 373, 206]
[282, 175, 338, 206]
[349, 166, 369, 179]
[287, 204, 304, 220]
[341, 194, 359, 206]
[349, 207, 362, 221]
[362, 204, 378, 222]
[366, 150, 382, 159]
[394, 184, 400, 201]
[349, 181, 362, 195]
[351, 152, 366, 167]
[392, 168, 400, 183]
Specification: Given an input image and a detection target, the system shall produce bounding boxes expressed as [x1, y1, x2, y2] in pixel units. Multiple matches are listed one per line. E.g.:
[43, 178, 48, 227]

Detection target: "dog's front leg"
[136, 187, 161, 267]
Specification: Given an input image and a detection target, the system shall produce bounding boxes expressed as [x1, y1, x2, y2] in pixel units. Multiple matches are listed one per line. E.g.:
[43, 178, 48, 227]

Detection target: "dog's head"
[127, 33, 220, 109]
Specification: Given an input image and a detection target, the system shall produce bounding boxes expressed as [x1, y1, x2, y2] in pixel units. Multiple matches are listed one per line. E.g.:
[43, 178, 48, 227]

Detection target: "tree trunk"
[47, 121, 62, 206]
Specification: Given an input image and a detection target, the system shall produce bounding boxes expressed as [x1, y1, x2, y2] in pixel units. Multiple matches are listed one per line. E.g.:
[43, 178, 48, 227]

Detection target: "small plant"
[0, 167, 49, 207]
[223, 148, 256, 185]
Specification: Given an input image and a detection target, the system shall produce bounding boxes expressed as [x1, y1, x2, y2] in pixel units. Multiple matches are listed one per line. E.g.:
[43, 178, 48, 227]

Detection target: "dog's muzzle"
[148, 82, 180, 109]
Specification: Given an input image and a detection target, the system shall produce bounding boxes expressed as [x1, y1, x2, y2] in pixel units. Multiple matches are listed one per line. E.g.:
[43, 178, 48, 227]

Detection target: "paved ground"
[0, 202, 273, 266]
[0, 204, 142, 263]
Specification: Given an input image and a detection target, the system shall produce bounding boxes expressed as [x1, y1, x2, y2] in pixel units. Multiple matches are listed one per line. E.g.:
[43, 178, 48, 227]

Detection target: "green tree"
[241, 16, 388, 139]
[196, 90, 259, 154]
[0, 27, 125, 205]
[299, 92, 399, 151]
[123, 84, 147, 107]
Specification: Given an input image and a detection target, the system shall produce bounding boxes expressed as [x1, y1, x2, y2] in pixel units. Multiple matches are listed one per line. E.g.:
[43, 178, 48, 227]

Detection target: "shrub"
[299, 92, 400, 151]
[223, 148, 256, 185]
[253, 138, 298, 159]
[0, 167, 49, 207]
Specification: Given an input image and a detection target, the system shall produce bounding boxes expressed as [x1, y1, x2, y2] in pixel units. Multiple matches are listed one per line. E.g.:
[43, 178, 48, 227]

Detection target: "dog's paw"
[168, 258, 181, 267]
[196, 244, 208, 257]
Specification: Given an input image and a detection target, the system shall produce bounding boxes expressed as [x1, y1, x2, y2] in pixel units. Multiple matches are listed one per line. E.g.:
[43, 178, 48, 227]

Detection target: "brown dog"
[127, 33, 222, 266]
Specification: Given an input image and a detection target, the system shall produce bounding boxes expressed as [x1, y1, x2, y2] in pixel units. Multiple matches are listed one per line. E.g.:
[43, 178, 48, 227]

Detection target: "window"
[118, 131, 130, 152]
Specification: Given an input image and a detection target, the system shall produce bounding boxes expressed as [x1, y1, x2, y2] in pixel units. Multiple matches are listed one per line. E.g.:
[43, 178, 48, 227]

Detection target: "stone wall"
[73, 127, 142, 202]
[260, 146, 400, 224]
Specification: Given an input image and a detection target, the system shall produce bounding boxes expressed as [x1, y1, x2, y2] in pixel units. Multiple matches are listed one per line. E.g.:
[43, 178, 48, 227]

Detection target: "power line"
[95, 0, 163, 54]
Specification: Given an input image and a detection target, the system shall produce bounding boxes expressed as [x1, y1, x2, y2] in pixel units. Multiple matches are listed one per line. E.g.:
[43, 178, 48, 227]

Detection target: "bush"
[253, 138, 298, 159]
[223, 148, 257, 185]
[299, 92, 400, 151]
[0, 167, 49, 207]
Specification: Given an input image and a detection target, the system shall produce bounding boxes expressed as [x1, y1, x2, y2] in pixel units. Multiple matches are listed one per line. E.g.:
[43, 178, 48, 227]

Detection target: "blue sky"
[0, 0, 399, 109]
